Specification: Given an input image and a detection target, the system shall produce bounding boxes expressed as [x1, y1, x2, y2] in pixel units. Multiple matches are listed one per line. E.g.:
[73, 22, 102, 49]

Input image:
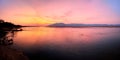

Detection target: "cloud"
[0, 0, 120, 25]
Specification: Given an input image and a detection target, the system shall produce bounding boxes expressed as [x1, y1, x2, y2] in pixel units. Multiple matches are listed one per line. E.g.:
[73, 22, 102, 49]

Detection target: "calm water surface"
[12, 27, 120, 60]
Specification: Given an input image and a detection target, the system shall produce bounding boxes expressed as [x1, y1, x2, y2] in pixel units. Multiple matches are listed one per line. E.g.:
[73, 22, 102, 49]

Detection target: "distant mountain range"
[48, 23, 120, 27]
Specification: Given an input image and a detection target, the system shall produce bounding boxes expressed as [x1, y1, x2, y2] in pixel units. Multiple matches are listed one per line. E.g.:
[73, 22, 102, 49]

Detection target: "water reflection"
[0, 30, 16, 45]
[14, 27, 120, 48]
[12, 27, 120, 60]
[0, 30, 29, 60]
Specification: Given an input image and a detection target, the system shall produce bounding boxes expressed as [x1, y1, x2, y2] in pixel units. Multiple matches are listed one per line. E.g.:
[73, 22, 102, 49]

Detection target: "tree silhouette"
[0, 19, 22, 31]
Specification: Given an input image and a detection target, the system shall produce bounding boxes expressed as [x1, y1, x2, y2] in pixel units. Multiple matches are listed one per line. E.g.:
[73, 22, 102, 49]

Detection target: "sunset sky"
[0, 0, 120, 26]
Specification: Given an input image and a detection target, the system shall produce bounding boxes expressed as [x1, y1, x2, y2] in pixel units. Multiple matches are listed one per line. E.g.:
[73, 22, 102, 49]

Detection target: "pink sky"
[0, 0, 120, 26]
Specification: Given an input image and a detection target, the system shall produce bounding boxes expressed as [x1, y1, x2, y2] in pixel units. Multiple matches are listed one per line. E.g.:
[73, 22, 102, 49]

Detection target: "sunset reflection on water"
[12, 27, 120, 60]
[13, 27, 120, 49]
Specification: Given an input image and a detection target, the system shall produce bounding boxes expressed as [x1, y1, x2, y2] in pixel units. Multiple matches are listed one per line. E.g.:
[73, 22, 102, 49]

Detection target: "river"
[12, 27, 120, 60]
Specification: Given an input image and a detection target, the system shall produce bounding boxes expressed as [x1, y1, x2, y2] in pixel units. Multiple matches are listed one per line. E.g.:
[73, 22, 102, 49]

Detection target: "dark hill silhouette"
[48, 23, 120, 27]
[0, 19, 22, 31]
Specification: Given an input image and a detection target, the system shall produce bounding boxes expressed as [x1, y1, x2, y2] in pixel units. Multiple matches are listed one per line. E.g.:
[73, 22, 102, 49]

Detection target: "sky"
[0, 0, 120, 26]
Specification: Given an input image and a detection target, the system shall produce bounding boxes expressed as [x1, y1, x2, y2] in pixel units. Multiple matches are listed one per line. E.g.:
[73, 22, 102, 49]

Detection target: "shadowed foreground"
[0, 46, 28, 60]
[0, 19, 28, 60]
[0, 30, 28, 60]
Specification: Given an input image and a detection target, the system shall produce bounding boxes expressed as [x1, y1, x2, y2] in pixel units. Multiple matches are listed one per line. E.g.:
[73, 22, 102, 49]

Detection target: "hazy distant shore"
[47, 26, 120, 28]
[21, 24, 120, 28]
[47, 23, 120, 28]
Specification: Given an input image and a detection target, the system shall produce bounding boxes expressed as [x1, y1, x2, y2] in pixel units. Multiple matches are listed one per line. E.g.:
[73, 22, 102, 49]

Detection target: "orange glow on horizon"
[1, 0, 120, 26]
[8, 16, 57, 26]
